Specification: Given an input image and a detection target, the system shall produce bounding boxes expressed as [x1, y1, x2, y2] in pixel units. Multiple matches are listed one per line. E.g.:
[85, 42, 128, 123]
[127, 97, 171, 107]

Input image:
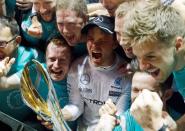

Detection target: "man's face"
[0, 26, 18, 61]
[100, 0, 124, 16]
[56, 9, 85, 46]
[86, 27, 116, 67]
[133, 41, 176, 83]
[46, 42, 71, 81]
[115, 16, 135, 58]
[33, 0, 56, 22]
[131, 72, 160, 102]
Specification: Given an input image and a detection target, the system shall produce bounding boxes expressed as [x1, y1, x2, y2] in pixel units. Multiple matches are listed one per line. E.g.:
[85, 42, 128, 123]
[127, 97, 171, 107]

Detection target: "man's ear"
[175, 36, 184, 51]
[15, 36, 22, 46]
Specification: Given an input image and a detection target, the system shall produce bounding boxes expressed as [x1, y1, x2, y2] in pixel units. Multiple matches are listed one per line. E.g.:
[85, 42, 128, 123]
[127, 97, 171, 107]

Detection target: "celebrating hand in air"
[0, 57, 15, 77]
[28, 16, 43, 38]
[99, 98, 117, 116]
[96, 99, 117, 131]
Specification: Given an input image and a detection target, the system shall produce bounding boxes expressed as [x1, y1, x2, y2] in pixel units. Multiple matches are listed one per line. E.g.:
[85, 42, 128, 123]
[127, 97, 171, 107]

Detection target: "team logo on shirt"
[84, 97, 105, 105]
[80, 73, 90, 85]
[7, 90, 26, 109]
[111, 77, 122, 90]
[114, 77, 122, 86]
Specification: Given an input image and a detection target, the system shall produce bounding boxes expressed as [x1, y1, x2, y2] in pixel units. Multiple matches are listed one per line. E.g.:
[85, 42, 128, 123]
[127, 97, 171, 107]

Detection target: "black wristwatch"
[29, 12, 38, 19]
[158, 124, 168, 131]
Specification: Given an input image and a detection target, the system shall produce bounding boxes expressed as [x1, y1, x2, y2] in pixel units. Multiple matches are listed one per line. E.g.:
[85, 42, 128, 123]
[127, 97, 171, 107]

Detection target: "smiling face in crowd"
[133, 40, 176, 83]
[32, 0, 56, 22]
[46, 39, 71, 81]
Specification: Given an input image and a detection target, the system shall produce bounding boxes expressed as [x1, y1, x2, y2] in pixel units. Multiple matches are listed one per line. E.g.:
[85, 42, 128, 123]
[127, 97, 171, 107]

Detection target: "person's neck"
[105, 53, 116, 67]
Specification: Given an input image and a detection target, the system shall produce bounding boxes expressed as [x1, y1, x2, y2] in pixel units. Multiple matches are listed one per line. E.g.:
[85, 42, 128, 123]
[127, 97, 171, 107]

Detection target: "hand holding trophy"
[20, 60, 71, 131]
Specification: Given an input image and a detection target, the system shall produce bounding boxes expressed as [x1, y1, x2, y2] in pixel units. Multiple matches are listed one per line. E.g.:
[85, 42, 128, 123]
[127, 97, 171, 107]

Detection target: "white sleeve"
[65, 65, 84, 121]
[0, 74, 20, 89]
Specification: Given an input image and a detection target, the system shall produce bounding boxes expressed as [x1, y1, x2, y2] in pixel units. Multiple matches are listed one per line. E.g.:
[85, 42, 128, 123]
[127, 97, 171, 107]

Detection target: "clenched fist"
[99, 99, 117, 116]
[28, 16, 43, 38]
[95, 114, 116, 131]
[130, 89, 163, 131]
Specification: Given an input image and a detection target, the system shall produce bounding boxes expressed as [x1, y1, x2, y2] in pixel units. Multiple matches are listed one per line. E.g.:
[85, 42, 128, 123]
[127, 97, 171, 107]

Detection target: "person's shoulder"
[18, 46, 36, 54]
[72, 55, 88, 65]
[69, 55, 88, 73]
[18, 46, 44, 61]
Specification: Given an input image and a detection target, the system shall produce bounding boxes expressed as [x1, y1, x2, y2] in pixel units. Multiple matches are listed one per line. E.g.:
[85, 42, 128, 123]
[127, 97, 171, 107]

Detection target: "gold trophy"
[20, 60, 71, 131]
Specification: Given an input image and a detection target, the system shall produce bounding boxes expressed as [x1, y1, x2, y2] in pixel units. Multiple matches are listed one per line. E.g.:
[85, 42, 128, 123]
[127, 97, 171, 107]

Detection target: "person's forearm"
[0, 75, 20, 89]
[176, 114, 185, 131]
[62, 105, 81, 121]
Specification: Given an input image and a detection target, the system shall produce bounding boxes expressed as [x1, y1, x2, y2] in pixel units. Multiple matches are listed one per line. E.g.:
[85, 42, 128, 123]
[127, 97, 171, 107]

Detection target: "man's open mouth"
[92, 52, 102, 60]
[51, 70, 63, 75]
[147, 68, 160, 78]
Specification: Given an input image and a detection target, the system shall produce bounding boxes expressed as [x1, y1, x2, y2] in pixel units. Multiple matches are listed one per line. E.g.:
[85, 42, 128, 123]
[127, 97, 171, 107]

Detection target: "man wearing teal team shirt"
[0, 16, 44, 123]
[39, 34, 77, 130]
[21, 0, 58, 52]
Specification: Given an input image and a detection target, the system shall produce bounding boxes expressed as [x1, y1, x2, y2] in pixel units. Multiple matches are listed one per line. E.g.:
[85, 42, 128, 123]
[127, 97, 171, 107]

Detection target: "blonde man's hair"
[56, 0, 87, 18]
[122, 0, 185, 46]
[115, 1, 137, 18]
[171, 0, 185, 22]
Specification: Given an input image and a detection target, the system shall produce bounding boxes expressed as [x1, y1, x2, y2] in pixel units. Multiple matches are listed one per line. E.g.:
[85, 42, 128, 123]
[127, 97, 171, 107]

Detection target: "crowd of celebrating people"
[0, 0, 185, 131]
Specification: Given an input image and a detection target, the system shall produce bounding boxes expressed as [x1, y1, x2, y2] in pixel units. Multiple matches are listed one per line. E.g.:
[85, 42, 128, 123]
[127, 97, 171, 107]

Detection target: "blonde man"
[122, 0, 185, 130]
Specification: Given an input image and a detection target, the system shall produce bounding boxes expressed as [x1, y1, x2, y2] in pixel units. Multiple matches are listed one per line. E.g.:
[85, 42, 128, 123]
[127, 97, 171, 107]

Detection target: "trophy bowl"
[20, 60, 71, 131]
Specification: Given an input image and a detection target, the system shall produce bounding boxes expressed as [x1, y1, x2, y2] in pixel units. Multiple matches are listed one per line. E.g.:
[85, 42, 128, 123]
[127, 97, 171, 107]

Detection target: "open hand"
[0, 57, 15, 77]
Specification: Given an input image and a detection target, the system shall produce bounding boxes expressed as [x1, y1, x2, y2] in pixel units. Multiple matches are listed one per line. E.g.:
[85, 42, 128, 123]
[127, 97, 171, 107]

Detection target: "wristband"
[158, 124, 168, 131]
[29, 12, 38, 19]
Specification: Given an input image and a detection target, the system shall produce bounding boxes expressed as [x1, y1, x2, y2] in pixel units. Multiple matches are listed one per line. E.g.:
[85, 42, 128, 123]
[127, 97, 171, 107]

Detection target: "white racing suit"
[64, 54, 131, 131]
